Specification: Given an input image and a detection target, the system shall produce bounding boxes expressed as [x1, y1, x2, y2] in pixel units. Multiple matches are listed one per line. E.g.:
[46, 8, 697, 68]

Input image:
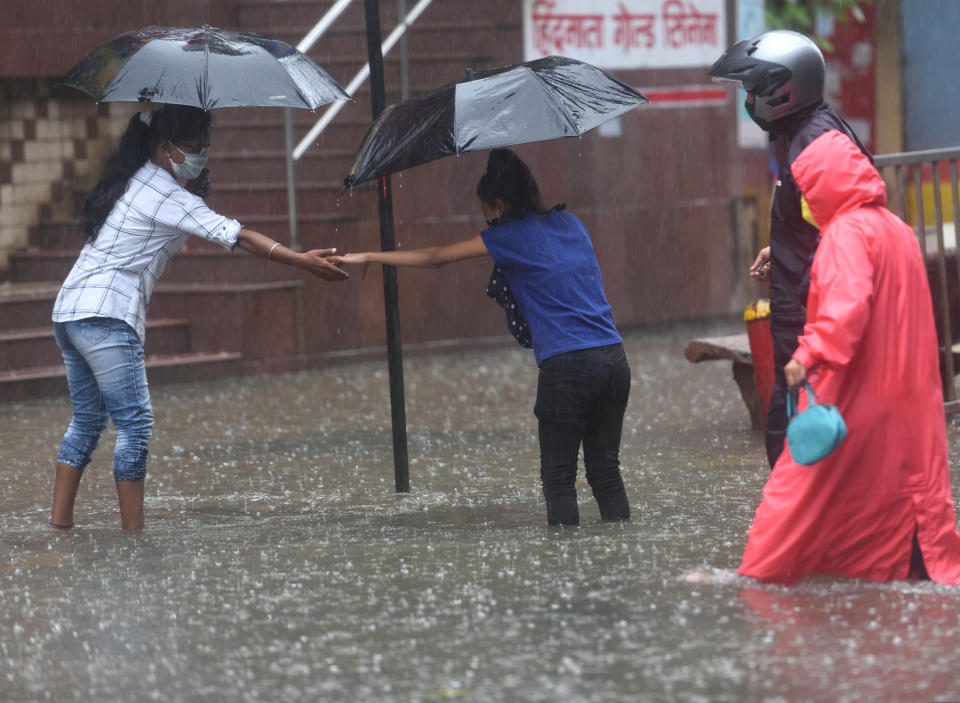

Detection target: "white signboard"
[523, 0, 727, 69]
[736, 0, 767, 149]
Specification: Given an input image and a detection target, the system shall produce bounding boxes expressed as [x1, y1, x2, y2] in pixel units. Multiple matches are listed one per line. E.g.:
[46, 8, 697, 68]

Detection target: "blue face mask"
[169, 144, 208, 181]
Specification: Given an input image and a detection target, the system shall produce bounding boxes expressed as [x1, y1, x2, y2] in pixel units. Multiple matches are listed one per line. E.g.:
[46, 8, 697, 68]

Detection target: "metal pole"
[283, 107, 299, 249]
[932, 162, 956, 400]
[399, 0, 409, 100]
[364, 0, 410, 493]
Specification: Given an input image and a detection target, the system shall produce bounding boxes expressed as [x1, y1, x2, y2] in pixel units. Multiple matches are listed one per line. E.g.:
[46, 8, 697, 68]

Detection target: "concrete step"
[234, 0, 503, 30]
[232, 212, 362, 244]
[208, 51, 495, 127]
[28, 221, 83, 251]
[142, 279, 306, 361]
[7, 252, 71, 283]
[0, 351, 244, 404]
[324, 53, 500, 82]
[0, 280, 305, 362]
[0, 318, 192, 369]
[211, 149, 356, 182]
[204, 180, 355, 215]
[7, 248, 296, 285]
[264, 21, 512, 61]
[0, 282, 61, 331]
[210, 110, 387, 164]
[235, 0, 369, 28]
[27, 225, 233, 254]
[209, 118, 371, 154]
[262, 52, 499, 92]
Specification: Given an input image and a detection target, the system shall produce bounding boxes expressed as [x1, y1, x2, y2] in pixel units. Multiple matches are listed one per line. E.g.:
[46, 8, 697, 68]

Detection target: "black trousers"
[766, 316, 805, 467]
[534, 343, 631, 525]
[766, 372, 789, 468]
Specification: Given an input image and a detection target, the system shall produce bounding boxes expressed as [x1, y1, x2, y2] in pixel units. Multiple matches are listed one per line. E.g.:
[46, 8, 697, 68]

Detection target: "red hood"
[790, 129, 886, 226]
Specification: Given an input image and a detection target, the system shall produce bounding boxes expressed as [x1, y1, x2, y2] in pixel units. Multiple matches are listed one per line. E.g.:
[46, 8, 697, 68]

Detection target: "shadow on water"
[2, 320, 959, 702]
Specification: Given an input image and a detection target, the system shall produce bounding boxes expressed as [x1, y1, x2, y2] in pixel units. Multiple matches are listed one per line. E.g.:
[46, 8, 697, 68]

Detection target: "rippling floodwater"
[2, 321, 959, 702]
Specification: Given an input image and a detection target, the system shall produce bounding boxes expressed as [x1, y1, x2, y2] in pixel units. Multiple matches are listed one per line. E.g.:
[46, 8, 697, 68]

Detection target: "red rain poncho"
[738, 129, 960, 585]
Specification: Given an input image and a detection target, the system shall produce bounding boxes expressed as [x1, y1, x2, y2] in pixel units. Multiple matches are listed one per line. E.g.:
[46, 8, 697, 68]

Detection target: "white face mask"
[169, 143, 208, 181]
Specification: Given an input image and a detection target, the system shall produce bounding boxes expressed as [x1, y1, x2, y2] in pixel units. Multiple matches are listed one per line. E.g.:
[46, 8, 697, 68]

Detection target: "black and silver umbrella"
[344, 55, 648, 187]
[62, 25, 349, 110]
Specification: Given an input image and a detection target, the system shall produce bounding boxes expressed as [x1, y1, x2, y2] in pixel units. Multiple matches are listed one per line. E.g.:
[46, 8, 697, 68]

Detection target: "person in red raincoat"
[738, 129, 960, 585]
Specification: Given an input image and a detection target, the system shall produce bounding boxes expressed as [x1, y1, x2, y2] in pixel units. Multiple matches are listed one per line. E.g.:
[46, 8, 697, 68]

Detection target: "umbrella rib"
[531, 72, 582, 137]
[62, 83, 100, 101]
[202, 27, 210, 108]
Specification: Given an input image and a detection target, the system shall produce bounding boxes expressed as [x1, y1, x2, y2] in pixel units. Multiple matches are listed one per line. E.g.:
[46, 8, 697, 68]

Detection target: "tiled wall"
[0, 79, 135, 270]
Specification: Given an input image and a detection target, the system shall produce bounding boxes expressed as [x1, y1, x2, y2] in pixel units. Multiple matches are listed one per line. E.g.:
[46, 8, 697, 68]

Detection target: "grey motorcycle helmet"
[710, 30, 825, 130]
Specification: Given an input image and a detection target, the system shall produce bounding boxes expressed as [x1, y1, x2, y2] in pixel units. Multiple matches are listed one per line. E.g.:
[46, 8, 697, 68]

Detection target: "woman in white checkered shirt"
[50, 104, 348, 531]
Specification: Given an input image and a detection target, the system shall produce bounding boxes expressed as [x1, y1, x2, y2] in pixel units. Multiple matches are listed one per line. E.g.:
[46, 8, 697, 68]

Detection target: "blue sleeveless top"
[481, 209, 621, 365]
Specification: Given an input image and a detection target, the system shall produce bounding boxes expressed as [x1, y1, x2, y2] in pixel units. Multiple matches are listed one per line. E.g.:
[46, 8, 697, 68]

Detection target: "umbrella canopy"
[62, 26, 349, 110]
[344, 55, 648, 188]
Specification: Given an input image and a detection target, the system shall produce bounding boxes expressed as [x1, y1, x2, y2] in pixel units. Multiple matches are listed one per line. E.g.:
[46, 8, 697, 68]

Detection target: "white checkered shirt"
[53, 161, 242, 343]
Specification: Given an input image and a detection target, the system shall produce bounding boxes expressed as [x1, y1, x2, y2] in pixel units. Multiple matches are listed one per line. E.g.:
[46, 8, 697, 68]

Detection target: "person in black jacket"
[710, 30, 871, 467]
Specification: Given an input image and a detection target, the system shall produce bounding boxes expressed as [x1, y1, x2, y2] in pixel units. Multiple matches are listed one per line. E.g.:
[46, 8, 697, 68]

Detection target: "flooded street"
[2, 321, 960, 702]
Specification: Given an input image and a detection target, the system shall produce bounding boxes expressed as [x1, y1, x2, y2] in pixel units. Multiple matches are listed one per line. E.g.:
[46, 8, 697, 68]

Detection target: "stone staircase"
[0, 0, 516, 403]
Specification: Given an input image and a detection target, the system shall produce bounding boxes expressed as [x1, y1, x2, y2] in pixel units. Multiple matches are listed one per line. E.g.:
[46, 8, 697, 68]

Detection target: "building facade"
[0, 0, 921, 397]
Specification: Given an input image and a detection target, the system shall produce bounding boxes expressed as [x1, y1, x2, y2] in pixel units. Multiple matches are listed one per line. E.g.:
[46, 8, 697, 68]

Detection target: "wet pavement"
[2, 320, 959, 702]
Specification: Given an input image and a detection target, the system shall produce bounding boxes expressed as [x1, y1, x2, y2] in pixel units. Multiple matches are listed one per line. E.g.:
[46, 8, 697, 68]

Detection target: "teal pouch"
[786, 381, 847, 465]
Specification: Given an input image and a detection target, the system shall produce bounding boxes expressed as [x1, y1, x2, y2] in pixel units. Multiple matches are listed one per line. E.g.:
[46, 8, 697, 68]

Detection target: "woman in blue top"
[332, 149, 630, 525]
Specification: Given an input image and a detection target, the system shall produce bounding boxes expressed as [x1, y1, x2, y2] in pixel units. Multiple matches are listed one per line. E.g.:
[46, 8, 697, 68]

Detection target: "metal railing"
[283, 0, 356, 249]
[875, 145, 960, 411]
[283, 0, 435, 248]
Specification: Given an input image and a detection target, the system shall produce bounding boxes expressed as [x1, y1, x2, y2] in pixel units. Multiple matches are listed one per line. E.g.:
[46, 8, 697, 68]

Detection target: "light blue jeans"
[54, 318, 154, 481]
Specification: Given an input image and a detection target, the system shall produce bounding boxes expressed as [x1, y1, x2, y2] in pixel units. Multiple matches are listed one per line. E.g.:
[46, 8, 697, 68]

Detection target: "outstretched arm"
[236, 228, 348, 281]
[329, 235, 489, 269]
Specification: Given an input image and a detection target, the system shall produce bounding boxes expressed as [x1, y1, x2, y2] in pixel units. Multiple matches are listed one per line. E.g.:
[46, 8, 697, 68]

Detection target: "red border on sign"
[640, 86, 729, 108]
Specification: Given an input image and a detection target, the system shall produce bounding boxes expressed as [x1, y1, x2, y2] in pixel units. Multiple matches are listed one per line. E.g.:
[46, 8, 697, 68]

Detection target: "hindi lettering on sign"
[532, 0, 605, 55]
[612, 2, 656, 52]
[662, 0, 719, 49]
[523, 0, 726, 69]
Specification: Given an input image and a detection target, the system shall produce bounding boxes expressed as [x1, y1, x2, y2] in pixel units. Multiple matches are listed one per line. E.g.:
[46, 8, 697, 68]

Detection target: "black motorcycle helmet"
[710, 30, 825, 131]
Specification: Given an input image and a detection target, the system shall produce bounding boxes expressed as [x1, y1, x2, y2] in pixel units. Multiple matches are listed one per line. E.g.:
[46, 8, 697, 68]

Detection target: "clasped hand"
[327, 253, 371, 279]
[301, 248, 350, 281]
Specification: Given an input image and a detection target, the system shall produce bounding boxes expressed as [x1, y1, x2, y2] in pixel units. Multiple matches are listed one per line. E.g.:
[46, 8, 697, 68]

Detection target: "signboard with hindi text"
[523, 0, 727, 69]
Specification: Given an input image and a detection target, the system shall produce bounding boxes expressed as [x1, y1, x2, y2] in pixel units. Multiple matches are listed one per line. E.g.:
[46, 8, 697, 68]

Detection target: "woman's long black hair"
[476, 148, 560, 223]
[80, 104, 212, 242]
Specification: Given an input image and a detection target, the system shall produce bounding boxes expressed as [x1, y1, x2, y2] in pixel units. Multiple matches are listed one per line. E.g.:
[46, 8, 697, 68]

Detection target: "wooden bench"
[684, 333, 761, 430]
